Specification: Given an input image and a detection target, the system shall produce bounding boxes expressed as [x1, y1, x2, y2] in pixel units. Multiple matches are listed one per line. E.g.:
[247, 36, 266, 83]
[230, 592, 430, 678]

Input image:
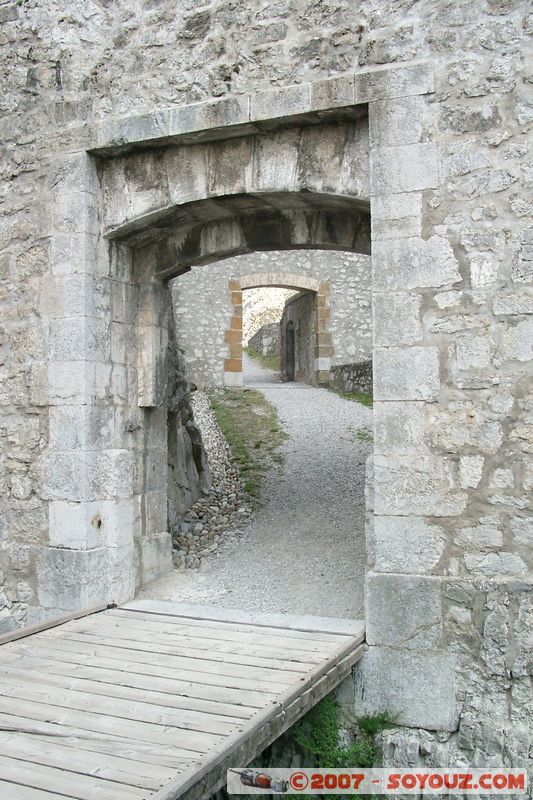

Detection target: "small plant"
[355, 428, 373, 443]
[285, 695, 395, 799]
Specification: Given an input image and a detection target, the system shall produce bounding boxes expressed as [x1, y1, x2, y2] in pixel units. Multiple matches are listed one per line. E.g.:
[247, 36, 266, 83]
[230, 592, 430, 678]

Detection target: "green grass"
[355, 428, 373, 443]
[285, 695, 395, 799]
[244, 345, 281, 373]
[329, 387, 373, 407]
[208, 388, 287, 501]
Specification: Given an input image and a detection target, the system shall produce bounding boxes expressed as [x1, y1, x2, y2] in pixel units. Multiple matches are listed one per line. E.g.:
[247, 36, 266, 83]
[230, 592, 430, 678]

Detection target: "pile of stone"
[171, 391, 253, 569]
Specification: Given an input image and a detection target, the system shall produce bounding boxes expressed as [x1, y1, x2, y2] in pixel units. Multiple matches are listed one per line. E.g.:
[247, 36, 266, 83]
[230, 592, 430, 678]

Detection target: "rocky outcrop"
[167, 343, 212, 535]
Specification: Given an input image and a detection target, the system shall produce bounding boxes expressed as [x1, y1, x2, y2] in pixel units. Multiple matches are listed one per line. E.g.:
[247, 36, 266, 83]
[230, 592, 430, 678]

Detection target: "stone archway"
[224, 272, 332, 387]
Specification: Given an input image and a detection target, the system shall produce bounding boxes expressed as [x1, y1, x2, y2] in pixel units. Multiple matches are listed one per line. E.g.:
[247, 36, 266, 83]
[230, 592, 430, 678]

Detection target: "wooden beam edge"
[121, 600, 365, 638]
[0, 603, 116, 647]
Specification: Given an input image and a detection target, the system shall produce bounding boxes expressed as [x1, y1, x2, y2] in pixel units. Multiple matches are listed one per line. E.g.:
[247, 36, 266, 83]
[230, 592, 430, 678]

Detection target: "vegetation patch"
[286, 695, 394, 799]
[328, 387, 373, 407]
[244, 345, 281, 373]
[208, 388, 287, 501]
[355, 428, 373, 443]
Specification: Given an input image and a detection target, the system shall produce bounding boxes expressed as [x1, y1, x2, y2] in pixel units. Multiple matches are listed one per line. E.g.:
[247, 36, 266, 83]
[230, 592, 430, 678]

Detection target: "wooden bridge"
[0, 600, 365, 799]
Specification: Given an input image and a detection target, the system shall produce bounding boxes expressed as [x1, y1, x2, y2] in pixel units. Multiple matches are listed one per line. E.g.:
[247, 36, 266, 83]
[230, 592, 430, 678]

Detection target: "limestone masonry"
[0, 0, 532, 774]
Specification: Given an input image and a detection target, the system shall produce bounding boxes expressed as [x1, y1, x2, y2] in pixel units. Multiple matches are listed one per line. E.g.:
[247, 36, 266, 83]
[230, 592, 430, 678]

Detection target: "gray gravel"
[141, 354, 372, 619]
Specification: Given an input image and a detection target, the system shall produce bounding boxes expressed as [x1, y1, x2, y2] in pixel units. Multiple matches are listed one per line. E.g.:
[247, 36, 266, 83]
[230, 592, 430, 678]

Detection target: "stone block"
[366, 573, 443, 648]
[456, 336, 493, 370]
[224, 371, 243, 388]
[370, 144, 440, 194]
[500, 318, 533, 363]
[49, 317, 110, 362]
[464, 552, 527, 576]
[374, 346, 440, 401]
[169, 96, 250, 138]
[371, 192, 422, 240]
[373, 516, 445, 574]
[374, 455, 467, 516]
[107, 542, 137, 603]
[354, 63, 435, 103]
[251, 84, 311, 122]
[354, 647, 459, 731]
[373, 236, 461, 290]
[103, 109, 171, 148]
[49, 232, 98, 277]
[510, 518, 533, 547]
[459, 455, 484, 489]
[37, 546, 109, 609]
[373, 401, 427, 455]
[369, 96, 427, 147]
[49, 500, 105, 550]
[311, 76, 355, 110]
[38, 449, 134, 502]
[253, 128, 300, 193]
[456, 525, 503, 549]
[493, 292, 533, 316]
[141, 532, 172, 584]
[373, 292, 423, 346]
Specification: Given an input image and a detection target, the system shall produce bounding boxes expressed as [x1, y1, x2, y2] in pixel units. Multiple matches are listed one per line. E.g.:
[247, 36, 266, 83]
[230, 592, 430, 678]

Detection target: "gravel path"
[141, 355, 372, 619]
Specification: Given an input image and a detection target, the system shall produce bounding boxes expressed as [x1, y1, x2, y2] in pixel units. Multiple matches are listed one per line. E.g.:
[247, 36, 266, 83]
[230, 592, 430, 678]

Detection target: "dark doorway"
[285, 321, 295, 382]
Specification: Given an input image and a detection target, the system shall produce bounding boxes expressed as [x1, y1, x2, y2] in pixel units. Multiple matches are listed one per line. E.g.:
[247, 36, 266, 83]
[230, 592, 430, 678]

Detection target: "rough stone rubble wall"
[0, 0, 531, 772]
[248, 323, 281, 358]
[172, 250, 372, 388]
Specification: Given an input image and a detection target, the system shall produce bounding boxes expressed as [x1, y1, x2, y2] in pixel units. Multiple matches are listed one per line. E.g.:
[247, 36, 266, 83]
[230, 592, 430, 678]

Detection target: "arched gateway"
[35, 61, 486, 739]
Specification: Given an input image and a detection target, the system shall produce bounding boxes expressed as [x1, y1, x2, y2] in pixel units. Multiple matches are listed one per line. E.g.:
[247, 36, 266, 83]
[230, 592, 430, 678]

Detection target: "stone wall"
[1, 0, 532, 772]
[331, 361, 373, 396]
[172, 250, 372, 388]
[280, 292, 316, 384]
[248, 323, 281, 358]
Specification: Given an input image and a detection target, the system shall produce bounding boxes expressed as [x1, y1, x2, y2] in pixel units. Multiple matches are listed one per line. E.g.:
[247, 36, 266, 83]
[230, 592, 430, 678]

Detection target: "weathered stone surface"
[374, 347, 440, 401]
[373, 292, 423, 346]
[354, 648, 459, 731]
[373, 516, 445, 574]
[370, 144, 440, 194]
[373, 236, 462, 291]
[366, 573, 443, 648]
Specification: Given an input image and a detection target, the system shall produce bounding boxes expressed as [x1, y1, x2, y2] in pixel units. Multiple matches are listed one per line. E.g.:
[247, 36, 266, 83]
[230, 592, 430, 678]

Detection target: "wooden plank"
[153, 641, 365, 800]
[0, 665, 255, 721]
[8, 640, 293, 693]
[45, 623, 317, 671]
[122, 600, 365, 636]
[0, 603, 112, 646]
[58, 614, 346, 652]
[0, 676, 244, 737]
[38, 631, 309, 683]
[0, 753, 148, 800]
[45, 619, 324, 664]
[0, 712, 194, 769]
[0, 695, 219, 753]
[0, 653, 274, 709]
[0, 731, 176, 791]
[114, 603, 363, 638]
[0, 781, 69, 800]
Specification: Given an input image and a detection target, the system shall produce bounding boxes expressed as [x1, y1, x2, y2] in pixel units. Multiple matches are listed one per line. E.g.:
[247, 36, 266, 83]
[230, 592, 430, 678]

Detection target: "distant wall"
[280, 293, 316, 384]
[331, 361, 373, 396]
[248, 323, 281, 358]
[172, 250, 372, 388]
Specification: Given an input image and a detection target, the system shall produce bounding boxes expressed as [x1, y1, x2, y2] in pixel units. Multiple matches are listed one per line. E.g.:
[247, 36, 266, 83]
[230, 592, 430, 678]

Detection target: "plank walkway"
[0, 599, 365, 800]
